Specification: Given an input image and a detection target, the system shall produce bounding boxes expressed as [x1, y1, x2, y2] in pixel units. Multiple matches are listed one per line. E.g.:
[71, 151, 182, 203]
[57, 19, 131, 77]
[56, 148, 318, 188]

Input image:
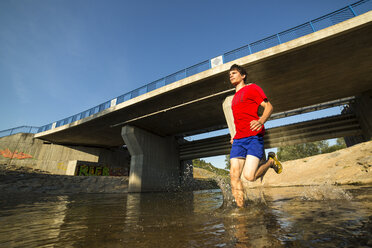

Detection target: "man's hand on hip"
[250, 120, 263, 131]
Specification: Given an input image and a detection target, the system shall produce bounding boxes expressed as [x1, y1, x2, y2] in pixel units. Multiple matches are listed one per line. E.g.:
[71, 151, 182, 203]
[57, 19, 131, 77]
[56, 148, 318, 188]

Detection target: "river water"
[0, 185, 371, 248]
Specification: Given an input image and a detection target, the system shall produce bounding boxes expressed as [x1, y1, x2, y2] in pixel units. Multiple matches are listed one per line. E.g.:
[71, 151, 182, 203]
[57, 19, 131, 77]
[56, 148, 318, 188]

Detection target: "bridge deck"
[35, 12, 372, 147]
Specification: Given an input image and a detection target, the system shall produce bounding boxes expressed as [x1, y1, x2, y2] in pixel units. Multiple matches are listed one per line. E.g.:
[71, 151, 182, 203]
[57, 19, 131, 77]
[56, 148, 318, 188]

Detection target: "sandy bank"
[194, 141, 372, 188]
[244, 141, 372, 188]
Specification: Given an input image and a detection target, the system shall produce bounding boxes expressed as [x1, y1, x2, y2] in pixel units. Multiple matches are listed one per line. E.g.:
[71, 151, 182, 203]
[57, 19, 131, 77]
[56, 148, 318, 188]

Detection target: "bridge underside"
[179, 113, 364, 160]
[35, 14, 372, 147]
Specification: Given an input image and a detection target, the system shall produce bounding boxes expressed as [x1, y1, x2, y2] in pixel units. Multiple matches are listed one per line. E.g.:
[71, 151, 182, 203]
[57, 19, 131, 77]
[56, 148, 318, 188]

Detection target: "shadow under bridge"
[179, 114, 362, 160]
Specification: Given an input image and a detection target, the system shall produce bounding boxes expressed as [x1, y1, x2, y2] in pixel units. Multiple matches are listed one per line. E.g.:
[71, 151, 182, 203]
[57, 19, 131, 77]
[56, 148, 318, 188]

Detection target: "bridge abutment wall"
[345, 91, 372, 146]
[354, 91, 372, 141]
[0, 133, 130, 175]
[121, 125, 180, 193]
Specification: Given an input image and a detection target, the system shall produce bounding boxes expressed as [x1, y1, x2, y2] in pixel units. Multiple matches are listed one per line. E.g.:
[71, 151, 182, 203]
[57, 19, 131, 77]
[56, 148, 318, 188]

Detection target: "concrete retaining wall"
[0, 133, 130, 175]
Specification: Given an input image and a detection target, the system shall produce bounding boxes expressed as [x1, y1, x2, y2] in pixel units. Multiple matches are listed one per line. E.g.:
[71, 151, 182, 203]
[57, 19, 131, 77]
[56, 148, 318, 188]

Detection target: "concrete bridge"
[34, 11, 372, 148]
[2, 5, 371, 192]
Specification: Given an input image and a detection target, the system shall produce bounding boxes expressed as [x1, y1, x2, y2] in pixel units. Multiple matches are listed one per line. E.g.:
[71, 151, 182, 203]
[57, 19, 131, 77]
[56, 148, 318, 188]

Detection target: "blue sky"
[0, 0, 359, 168]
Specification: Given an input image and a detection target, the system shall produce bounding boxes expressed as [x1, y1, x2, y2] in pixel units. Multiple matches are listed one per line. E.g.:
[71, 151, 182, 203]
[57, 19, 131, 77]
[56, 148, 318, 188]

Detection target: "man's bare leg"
[254, 158, 274, 180]
[242, 155, 274, 181]
[230, 158, 245, 207]
[231, 156, 275, 207]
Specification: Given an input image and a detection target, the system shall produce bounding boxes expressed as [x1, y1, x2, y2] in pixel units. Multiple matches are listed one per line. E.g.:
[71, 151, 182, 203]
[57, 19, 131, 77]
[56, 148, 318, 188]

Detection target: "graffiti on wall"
[0, 148, 33, 159]
[57, 162, 67, 171]
[75, 163, 129, 177]
[77, 165, 109, 176]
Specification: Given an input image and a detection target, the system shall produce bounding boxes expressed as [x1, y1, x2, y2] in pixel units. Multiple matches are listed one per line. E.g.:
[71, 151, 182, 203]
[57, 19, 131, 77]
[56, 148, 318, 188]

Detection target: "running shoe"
[268, 152, 283, 174]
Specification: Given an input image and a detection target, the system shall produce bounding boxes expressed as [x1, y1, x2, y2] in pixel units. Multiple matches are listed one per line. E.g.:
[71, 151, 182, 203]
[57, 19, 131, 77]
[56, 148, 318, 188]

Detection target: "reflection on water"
[0, 186, 371, 247]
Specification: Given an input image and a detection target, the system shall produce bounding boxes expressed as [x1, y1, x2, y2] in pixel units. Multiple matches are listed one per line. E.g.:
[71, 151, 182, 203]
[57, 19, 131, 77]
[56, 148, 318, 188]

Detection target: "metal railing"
[1, 0, 371, 136]
[0, 126, 40, 138]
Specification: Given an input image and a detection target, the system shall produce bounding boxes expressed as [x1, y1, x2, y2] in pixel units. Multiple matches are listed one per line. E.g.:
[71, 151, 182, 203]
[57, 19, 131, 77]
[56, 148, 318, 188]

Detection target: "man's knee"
[243, 171, 256, 182]
[245, 176, 256, 182]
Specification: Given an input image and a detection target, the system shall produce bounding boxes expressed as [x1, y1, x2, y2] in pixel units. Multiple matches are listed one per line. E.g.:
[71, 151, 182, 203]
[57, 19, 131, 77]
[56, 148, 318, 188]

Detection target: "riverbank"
[245, 140, 372, 188]
[1, 141, 370, 194]
[0, 165, 129, 194]
[0, 164, 218, 194]
[195, 141, 372, 188]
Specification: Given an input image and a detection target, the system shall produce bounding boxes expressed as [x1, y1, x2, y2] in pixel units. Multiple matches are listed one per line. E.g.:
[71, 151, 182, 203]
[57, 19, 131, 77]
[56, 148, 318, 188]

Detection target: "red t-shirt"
[232, 84, 268, 139]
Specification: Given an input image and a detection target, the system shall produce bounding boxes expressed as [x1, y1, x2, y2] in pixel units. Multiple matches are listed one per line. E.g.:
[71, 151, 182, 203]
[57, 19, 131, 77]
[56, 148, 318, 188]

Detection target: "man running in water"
[229, 64, 282, 207]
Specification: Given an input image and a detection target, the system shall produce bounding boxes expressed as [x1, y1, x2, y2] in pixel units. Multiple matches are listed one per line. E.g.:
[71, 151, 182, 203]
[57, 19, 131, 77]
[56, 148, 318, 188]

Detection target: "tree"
[321, 138, 346, 153]
[277, 141, 324, 162]
[225, 155, 230, 170]
[192, 158, 229, 176]
[277, 139, 347, 162]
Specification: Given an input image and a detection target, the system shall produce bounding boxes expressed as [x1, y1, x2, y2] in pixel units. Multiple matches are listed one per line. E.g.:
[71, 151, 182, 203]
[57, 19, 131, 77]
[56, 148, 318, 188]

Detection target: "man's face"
[229, 70, 245, 86]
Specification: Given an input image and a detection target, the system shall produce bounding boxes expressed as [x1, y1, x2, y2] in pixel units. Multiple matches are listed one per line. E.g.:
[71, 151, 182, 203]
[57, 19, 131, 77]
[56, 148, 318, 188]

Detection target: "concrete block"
[122, 125, 180, 192]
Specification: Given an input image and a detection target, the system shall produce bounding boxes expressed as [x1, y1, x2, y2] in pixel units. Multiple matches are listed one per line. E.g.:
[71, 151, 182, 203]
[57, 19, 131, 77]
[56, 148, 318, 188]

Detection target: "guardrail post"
[309, 21, 316, 32]
[276, 34, 282, 44]
[348, 5, 357, 16]
[248, 44, 252, 55]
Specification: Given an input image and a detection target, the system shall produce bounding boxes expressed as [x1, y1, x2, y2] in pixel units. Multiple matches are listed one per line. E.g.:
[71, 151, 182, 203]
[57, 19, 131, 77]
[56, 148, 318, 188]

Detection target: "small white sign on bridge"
[110, 98, 117, 107]
[210, 55, 223, 68]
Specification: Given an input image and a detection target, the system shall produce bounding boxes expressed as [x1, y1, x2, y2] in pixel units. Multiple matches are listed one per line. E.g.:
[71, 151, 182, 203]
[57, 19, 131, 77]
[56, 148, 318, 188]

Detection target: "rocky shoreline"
[0, 165, 129, 194]
[0, 164, 218, 194]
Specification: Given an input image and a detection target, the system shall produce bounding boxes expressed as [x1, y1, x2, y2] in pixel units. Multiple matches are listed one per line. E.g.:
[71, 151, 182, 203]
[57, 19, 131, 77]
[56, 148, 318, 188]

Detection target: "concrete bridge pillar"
[180, 160, 193, 184]
[343, 91, 372, 146]
[354, 91, 372, 141]
[121, 125, 180, 192]
[222, 95, 236, 139]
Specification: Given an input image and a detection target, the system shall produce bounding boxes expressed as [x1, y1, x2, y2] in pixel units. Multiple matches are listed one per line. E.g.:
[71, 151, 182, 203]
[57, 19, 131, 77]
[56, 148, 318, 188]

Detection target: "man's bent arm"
[250, 101, 273, 131]
[259, 101, 273, 124]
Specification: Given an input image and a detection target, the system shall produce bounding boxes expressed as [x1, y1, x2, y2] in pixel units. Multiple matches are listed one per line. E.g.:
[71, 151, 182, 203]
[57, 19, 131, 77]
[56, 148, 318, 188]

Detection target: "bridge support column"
[121, 125, 180, 193]
[343, 91, 372, 146]
[222, 95, 236, 138]
[350, 91, 372, 144]
[180, 160, 193, 184]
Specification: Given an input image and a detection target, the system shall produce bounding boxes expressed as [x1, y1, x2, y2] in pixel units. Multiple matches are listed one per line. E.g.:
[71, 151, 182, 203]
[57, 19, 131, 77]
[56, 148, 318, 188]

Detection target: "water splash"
[300, 184, 353, 201]
[243, 185, 269, 205]
[212, 175, 235, 208]
[212, 173, 354, 209]
[212, 175, 269, 208]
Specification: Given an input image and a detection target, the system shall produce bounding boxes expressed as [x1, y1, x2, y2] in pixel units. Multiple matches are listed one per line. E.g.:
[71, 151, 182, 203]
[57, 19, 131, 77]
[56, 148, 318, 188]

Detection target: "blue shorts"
[230, 136, 264, 160]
